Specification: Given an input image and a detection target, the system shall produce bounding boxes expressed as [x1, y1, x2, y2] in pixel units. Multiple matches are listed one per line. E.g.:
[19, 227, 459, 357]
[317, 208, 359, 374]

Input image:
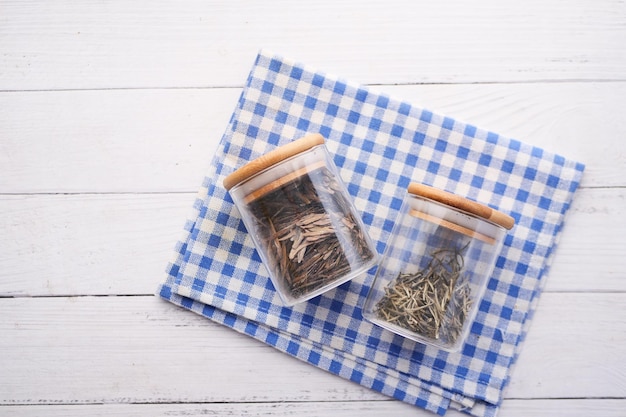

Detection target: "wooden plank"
[1, 0, 625, 90]
[543, 186, 626, 293]
[0, 187, 623, 297]
[0, 88, 238, 194]
[0, 193, 195, 297]
[0, 296, 386, 405]
[1, 399, 625, 417]
[0, 82, 623, 194]
[0, 294, 624, 405]
[508, 292, 626, 398]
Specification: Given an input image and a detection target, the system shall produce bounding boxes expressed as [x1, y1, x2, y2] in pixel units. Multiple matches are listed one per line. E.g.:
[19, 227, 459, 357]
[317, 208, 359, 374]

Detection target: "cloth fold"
[158, 50, 584, 416]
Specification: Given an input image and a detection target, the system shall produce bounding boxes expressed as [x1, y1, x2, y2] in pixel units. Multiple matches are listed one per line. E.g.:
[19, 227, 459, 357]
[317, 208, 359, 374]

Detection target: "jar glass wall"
[225, 134, 378, 306]
[363, 183, 514, 352]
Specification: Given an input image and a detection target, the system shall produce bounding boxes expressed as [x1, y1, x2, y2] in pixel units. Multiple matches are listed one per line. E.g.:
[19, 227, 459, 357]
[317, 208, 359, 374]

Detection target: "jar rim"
[223, 133, 325, 190]
[408, 182, 515, 230]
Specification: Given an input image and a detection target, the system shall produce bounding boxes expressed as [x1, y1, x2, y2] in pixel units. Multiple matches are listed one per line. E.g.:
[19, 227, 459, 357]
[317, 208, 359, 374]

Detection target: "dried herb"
[248, 166, 374, 298]
[375, 245, 472, 345]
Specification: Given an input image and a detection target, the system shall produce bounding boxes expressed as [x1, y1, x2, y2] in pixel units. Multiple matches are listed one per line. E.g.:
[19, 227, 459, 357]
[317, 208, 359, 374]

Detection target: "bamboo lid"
[408, 183, 515, 230]
[223, 133, 325, 191]
[243, 160, 325, 203]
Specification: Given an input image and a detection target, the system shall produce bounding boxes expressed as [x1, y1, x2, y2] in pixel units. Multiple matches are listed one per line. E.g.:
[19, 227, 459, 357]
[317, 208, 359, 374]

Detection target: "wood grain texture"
[2, 399, 626, 417]
[1, 0, 625, 90]
[508, 292, 626, 398]
[407, 182, 516, 230]
[0, 89, 236, 193]
[1, 82, 624, 193]
[0, 296, 385, 405]
[0, 193, 195, 297]
[222, 133, 325, 191]
[543, 187, 626, 293]
[0, 295, 624, 408]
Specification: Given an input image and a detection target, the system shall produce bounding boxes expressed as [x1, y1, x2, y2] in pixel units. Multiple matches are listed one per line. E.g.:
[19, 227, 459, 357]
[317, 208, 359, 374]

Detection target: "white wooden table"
[1, 1, 625, 416]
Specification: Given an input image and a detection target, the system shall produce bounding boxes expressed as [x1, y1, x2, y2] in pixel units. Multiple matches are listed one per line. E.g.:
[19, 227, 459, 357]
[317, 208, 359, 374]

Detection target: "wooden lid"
[408, 183, 515, 230]
[243, 160, 326, 203]
[223, 133, 325, 190]
[409, 208, 497, 244]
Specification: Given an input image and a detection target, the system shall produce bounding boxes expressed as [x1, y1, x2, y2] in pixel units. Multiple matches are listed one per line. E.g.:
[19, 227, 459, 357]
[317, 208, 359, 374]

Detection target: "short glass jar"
[362, 183, 514, 351]
[223, 134, 378, 306]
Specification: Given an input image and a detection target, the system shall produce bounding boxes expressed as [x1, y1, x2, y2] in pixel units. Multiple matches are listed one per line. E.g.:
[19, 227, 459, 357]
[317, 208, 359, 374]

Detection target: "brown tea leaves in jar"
[248, 166, 374, 298]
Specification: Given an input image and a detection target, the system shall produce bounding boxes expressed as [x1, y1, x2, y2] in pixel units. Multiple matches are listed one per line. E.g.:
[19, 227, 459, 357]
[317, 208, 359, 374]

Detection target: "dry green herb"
[375, 245, 472, 345]
[248, 166, 374, 298]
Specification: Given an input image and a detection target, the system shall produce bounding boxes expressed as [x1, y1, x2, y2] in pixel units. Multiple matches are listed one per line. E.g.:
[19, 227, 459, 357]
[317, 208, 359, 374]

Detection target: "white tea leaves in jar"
[224, 134, 378, 306]
[362, 183, 514, 351]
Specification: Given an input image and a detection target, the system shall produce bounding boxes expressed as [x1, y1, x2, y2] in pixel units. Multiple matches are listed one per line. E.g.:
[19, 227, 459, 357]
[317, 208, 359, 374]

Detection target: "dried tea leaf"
[247, 167, 374, 298]
[375, 245, 472, 345]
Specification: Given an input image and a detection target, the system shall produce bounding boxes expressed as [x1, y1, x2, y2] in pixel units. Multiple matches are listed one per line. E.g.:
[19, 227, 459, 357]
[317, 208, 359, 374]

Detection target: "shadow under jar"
[363, 183, 515, 352]
[223, 134, 378, 306]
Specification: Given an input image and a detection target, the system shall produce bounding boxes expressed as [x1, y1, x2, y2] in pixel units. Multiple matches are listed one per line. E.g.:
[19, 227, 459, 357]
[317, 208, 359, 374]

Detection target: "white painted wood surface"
[1, 1, 625, 416]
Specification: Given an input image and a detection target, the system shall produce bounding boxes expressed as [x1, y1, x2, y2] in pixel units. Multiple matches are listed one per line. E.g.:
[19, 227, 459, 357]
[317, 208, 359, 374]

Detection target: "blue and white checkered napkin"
[158, 50, 584, 416]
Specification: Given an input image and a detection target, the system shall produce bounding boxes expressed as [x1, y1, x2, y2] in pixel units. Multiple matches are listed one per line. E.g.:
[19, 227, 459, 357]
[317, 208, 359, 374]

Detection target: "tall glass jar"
[224, 134, 378, 306]
[363, 183, 514, 351]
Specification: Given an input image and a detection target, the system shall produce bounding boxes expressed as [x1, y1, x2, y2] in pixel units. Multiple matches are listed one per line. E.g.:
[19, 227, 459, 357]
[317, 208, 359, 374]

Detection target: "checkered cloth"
[158, 50, 584, 416]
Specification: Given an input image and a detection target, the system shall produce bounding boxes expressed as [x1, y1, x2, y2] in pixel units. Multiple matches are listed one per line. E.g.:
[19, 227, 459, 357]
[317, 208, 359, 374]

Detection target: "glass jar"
[223, 133, 378, 306]
[362, 183, 514, 352]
